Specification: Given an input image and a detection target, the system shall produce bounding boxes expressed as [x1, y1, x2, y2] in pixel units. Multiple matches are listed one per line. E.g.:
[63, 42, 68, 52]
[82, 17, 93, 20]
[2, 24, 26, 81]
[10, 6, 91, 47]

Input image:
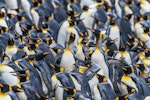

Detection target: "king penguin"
[59, 33, 76, 71]
[107, 16, 120, 49]
[5, 37, 18, 61]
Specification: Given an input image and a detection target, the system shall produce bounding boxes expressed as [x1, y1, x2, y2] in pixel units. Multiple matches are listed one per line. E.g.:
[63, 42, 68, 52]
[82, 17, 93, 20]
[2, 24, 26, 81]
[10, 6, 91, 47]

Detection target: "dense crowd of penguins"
[0, 0, 150, 100]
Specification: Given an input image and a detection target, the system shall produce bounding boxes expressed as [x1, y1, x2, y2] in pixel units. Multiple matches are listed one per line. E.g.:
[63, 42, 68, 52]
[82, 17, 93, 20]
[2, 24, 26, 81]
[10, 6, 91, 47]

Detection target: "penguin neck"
[77, 43, 82, 50]
[8, 45, 15, 48]
[95, 44, 99, 51]
[0, 17, 3, 20]
[65, 46, 71, 52]
[42, 28, 47, 33]
[67, 97, 74, 100]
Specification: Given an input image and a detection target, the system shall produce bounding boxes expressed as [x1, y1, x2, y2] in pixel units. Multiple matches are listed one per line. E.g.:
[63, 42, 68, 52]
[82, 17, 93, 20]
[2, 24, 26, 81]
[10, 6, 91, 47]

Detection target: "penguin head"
[24, 24, 35, 30]
[10, 69, 30, 75]
[42, 23, 49, 29]
[0, 11, 4, 17]
[43, 16, 51, 21]
[28, 42, 38, 50]
[68, 33, 76, 45]
[15, 8, 23, 13]
[133, 64, 146, 72]
[94, 73, 107, 82]
[35, 52, 50, 61]
[0, 83, 9, 93]
[11, 85, 24, 92]
[119, 45, 125, 51]
[143, 27, 149, 33]
[69, 0, 77, 3]
[110, 17, 116, 25]
[32, 0, 41, 7]
[105, 38, 117, 47]
[122, 66, 134, 74]
[0, 26, 8, 33]
[134, 15, 143, 22]
[60, 86, 76, 97]
[7, 37, 15, 46]
[17, 74, 30, 82]
[144, 48, 150, 57]
[125, 14, 133, 21]
[16, 15, 25, 21]
[81, 5, 89, 11]
[125, 0, 133, 5]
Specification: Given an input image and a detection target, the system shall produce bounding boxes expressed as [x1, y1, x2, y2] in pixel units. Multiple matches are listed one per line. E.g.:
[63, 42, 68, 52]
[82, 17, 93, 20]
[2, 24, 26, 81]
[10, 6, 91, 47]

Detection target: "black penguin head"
[60, 86, 76, 97]
[28, 43, 38, 50]
[17, 75, 30, 82]
[144, 48, 150, 57]
[1, 26, 8, 33]
[16, 15, 25, 21]
[32, 0, 41, 7]
[0, 83, 9, 93]
[119, 45, 125, 51]
[125, 14, 132, 21]
[81, 5, 89, 11]
[0, 11, 4, 17]
[122, 66, 134, 74]
[8, 37, 15, 46]
[11, 86, 24, 92]
[16, 8, 22, 13]
[143, 27, 149, 33]
[35, 52, 50, 61]
[110, 17, 115, 25]
[43, 16, 51, 21]
[105, 38, 117, 47]
[126, 0, 133, 4]
[94, 73, 107, 82]
[133, 64, 146, 72]
[69, 0, 76, 3]
[68, 33, 76, 45]
[42, 23, 49, 29]
[24, 24, 35, 30]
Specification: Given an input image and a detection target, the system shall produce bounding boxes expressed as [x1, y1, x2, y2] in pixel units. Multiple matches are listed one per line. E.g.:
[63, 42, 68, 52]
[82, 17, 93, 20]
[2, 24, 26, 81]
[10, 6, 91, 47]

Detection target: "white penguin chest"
[75, 48, 85, 61]
[60, 51, 75, 70]
[5, 46, 17, 59]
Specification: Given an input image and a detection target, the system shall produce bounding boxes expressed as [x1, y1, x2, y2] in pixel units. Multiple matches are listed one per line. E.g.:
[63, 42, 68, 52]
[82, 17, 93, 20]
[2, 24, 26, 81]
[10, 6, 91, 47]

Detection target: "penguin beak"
[16, 87, 24, 92]
[50, 64, 56, 69]
[86, 27, 95, 33]
[0, 84, 3, 87]
[59, 86, 68, 91]
[35, 92, 41, 99]
[122, 67, 127, 71]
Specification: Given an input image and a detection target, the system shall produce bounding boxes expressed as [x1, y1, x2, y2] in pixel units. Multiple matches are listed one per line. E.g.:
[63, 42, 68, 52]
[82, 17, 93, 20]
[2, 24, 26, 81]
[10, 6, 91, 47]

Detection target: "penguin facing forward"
[59, 33, 75, 71]
[5, 37, 18, 61]
[107, 16, 120, 49]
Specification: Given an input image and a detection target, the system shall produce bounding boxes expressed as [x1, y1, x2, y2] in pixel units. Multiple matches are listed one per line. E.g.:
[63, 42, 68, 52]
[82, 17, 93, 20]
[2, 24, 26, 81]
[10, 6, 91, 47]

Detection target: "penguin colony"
[0, 0, 150, 100]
